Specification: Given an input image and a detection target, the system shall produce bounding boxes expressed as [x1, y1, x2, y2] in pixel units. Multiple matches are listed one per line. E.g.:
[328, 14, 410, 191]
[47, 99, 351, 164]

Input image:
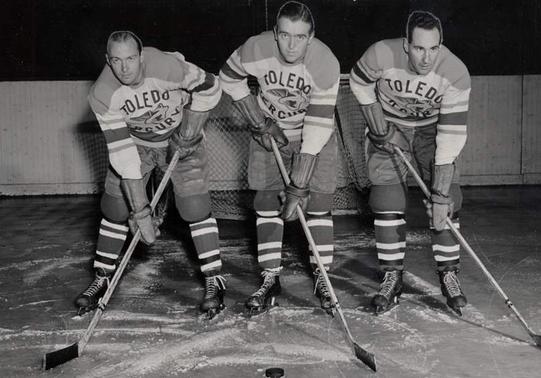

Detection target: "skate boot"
[438, 269, 467, 316]
[200, 275, 226, 319]
[372, 270, 403, 315]
[75, 268, 111, 315]
[245, 269, 281, 316]
[313, 269, 334, 316]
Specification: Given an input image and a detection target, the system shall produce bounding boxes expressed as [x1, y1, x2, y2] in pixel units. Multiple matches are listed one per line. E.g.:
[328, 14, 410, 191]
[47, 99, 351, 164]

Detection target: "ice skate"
[74, 268, 111, 316]
[200, 275, 226, 319]
[245, 269, 281, 316]
[439, 269, 467, 316]
[313, 269, 334, 316]
[372, 270, 403, 315]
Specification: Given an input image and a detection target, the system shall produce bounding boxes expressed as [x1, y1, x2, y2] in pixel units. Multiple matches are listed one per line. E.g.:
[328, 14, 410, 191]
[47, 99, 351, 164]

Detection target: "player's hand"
[251, 118, 288, 151]
[170, 132, 203, 160]
[128, 205, 156, 245]
[424, 195, 454, 231]
[367, 123, 409, 154]
[280, 184, 310, 221]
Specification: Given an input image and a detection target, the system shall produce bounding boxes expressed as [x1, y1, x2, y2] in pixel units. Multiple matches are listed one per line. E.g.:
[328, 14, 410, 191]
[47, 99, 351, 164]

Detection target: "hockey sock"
[306, 211, 334, 270]
[374, 212, 406, 271]
[189, 217, 222, 275]
[93, 218, 129, 272]
[255, 210, 284, 270]
[432, 216, 460, 271]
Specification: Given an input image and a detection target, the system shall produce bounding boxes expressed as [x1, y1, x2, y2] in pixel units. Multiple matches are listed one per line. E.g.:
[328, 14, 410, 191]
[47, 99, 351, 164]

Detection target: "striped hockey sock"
[93, 218, 129, 272]
[306, 211, 334, 270]
[255, 210, 284, 270]
[374, 212, 406, 271]
[190, 217, 222, 275]
[432, 217, 460, 271]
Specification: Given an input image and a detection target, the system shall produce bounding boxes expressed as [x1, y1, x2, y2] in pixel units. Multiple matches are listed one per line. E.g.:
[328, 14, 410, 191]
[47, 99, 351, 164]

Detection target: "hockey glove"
[252, 117, 288, 151]
[170, 108, 208, 160]
[281, 153, 318, 221]
[367, 123, 410, 155]
[121, 179, 156, 245]
[233, 95, 288, 151]
[170, 132, 203, 160]
[428, 164, 456, 231]
[361, 102, 409, 154]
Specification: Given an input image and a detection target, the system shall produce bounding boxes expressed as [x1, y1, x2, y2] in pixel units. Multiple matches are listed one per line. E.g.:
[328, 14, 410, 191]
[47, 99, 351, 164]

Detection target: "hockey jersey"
[219, 31, 340, 156]
[88, 47, 221, 179]
[349, 38, 471, 165]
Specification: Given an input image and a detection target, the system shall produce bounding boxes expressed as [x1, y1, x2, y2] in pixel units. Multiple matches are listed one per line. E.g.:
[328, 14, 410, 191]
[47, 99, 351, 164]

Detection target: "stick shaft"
[394, 147, 540, 339]
[270, 139, 359, 347]
[78, 150, 181, 354]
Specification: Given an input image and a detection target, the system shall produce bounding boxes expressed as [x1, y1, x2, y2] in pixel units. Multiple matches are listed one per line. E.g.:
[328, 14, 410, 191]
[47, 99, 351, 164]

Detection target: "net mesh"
[89, 78, 371, 219]
[205, 77, 370, 219]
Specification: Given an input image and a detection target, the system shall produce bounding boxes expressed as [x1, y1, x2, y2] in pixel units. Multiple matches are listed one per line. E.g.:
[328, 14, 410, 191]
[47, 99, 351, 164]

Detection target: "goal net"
[205, 77, 370, 219]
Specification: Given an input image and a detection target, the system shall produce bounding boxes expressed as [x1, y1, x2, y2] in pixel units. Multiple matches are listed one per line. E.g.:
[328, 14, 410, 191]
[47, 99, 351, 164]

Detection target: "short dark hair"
[406, 11, 443, 44]
[276, 1, 315, 34]
[107, 30, 143, 54]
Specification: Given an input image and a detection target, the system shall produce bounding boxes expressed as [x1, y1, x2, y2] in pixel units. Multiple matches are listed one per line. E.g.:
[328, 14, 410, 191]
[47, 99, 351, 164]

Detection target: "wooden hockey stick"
[43, 150, 182, 370]
[270, 138, 377, 371]
[394, 146, 541, 348]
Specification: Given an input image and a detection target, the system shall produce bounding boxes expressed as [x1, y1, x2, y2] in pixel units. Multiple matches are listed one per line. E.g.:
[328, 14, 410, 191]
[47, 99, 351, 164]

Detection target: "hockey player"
[219, 1, 340, 315]
[349, 11, 471, 315]
[75, 31, 226, 319]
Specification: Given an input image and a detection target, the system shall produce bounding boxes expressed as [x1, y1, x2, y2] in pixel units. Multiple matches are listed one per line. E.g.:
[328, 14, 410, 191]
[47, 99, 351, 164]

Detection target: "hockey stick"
[43, 150, 183, 370]
[394, 146, 541, 348]
[270, 138, 377, 371]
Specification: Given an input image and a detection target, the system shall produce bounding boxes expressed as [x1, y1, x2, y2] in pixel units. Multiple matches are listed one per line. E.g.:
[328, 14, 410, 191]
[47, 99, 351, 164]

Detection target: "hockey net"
[85, 78, 369, 219]
[205, 77, 370, 219]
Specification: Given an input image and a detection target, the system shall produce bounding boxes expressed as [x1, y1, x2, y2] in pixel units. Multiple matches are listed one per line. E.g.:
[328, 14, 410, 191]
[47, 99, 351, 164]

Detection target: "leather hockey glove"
[361, 102, 409, 154]
[281, 153, 318, 221]
[252, 117, 288, 151]
[428, 164, 456, 231]
[121, 178, 156, 245]
[233, 95, 288, 151]
[170, 108, 208, 160]
[367, 123, 410, 154]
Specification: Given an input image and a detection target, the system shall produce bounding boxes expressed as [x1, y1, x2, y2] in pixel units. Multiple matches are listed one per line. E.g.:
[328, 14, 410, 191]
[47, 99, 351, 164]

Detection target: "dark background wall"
[2, 0, 540, 80]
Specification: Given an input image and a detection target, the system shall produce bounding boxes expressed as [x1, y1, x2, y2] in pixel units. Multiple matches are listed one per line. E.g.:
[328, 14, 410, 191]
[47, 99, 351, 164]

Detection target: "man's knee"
[307, 192, 333, 214]
[254, 190, 282, 212]
[175, 193, 212, 223]
[369, 184, 407, 213]
[100, 192, 129, 222]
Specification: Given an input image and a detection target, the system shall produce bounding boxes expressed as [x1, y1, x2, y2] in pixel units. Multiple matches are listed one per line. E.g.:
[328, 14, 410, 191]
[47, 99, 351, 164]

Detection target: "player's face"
[274, 17, 314, 64]
[405, 27, 441, 75]
[107, 39, 143, 85]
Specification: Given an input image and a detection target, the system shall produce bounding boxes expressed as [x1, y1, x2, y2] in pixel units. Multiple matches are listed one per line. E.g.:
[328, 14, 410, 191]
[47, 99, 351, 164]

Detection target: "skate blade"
[447, 304, 463, 317]
[244, 297, 279, 318]
[374, 298, 400, 316]
[74, 305, 97, 318]
[200, 303, 225, 321]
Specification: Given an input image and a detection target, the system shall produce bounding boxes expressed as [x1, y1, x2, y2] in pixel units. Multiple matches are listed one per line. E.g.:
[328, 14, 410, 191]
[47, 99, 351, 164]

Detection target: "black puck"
[265, 367, 285, 377]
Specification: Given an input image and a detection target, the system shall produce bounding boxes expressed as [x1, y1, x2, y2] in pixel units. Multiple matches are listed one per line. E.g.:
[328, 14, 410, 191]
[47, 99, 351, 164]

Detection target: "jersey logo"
[391, 96, 438, 118]
[267, 88, 309, 112]
[129, 103, 170, 127]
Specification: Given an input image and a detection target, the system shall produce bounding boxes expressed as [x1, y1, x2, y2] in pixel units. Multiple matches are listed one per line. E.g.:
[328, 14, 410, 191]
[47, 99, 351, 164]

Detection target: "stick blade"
[531, 334, 541, 348]
[43, 342, 79, 370]
[353, 342, 377, 372]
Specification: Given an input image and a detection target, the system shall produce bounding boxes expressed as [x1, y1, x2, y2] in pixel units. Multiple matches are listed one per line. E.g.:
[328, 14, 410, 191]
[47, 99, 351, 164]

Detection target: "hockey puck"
[265, 367, 285, 377]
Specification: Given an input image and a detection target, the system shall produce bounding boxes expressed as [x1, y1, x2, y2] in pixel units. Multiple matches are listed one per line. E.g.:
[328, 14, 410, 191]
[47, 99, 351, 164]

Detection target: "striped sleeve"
[349, 43, 381, 105]
[219, 47, 251, 101]
[300, 79, 339, 155]
[435, 69, 471, 165]
[165, 52, 222, 112]
[300, 44, 340, 155]
[88, 85, 141, 179]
